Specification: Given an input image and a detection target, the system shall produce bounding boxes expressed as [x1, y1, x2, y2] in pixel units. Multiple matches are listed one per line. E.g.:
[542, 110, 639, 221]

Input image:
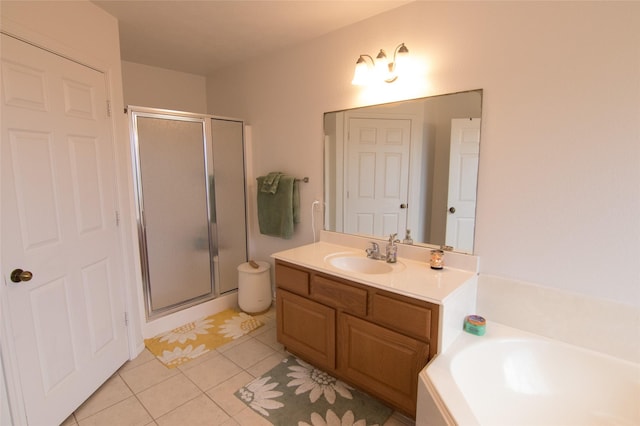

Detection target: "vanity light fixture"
[352, 43, 409, 85]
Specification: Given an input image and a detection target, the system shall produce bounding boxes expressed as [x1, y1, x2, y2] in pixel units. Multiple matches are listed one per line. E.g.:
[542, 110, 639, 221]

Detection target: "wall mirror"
[323, 89, 482, 254]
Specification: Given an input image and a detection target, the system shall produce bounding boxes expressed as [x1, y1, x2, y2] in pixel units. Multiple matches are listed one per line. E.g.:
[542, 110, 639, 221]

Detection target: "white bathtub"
[417, 321, 640, 426]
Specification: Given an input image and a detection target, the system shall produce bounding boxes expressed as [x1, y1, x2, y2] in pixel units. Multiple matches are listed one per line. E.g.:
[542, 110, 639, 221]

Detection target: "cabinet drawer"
[371, 292, 432, 342]
[311, 275, 367, 316]
[275, 262, 309, 295]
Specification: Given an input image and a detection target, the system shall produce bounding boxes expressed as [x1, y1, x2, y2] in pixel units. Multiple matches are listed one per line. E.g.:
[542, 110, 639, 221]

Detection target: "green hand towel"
[260, 171, 282, 194]
[257, 175, 299, 239]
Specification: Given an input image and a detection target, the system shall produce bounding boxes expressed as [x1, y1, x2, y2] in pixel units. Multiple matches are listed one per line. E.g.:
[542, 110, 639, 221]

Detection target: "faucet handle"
[366, 241, 380, 258]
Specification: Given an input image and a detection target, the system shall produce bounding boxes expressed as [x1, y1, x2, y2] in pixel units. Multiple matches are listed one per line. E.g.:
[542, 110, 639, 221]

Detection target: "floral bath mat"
[144, 309, 263, 368]
[235, 355, 392, 425]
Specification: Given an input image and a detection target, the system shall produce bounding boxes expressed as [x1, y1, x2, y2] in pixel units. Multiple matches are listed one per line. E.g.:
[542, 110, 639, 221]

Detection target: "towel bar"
[296, 177, 309, 183]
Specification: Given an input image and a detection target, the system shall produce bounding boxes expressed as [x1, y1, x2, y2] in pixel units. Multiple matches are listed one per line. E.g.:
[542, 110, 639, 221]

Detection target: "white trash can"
[237, 261, 272, 314]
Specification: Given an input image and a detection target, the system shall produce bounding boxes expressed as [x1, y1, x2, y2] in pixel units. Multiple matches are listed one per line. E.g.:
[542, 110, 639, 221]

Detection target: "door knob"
[10, 269, 33, 283]
[400, 204, 407, 209]
[448, 207, 456, 213]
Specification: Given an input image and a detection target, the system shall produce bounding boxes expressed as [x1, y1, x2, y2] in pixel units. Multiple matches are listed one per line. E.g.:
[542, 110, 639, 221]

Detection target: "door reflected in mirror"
[323, 89, 482, 254]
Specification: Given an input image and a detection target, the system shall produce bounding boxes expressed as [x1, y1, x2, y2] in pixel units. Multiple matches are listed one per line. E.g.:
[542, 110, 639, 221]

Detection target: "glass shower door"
[132, 112, 216, 318]
[211, 118, 248, 293]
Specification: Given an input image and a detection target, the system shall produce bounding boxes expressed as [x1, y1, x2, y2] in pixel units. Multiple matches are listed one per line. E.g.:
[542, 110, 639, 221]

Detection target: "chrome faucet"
[365, 242, 385, 260]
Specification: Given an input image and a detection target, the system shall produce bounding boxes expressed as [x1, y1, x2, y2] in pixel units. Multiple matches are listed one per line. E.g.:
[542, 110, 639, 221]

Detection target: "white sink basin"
[325, 253, 403, 275]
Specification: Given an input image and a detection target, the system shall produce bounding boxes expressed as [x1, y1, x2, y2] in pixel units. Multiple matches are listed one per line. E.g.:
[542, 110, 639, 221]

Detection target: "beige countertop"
[272, 241, 476, 305]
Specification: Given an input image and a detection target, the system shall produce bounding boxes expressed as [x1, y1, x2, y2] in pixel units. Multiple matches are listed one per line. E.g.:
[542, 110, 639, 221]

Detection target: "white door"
[445, 118, 481, 253]
[345, 118, 411, 238]
[1, 34, 129, 425]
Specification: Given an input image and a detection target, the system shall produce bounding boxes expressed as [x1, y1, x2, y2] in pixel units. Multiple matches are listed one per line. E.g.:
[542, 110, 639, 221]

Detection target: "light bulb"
[351, 57, 371, 85]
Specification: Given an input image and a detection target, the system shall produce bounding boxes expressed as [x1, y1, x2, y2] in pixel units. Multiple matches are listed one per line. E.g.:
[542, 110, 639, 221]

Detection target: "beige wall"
[206, 1, 640, 307]
[122, 61, 207, 113]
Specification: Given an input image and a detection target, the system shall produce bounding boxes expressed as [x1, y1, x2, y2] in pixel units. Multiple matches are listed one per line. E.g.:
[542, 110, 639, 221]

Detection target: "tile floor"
[61, 307, 415, 426]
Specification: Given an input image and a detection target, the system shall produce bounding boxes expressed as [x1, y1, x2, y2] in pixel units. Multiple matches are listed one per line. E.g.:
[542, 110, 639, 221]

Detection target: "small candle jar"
[430, 249, 444, 270]
[464, 315, 486, 336]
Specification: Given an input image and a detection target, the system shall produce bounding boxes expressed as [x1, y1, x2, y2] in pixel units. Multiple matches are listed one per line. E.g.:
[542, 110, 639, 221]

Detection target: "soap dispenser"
[403, 229, 413, 245]
[386, 233, 400, 263]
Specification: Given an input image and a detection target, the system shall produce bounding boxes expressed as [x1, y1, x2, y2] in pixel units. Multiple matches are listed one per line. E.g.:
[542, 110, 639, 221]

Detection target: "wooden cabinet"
[275, 260, 440, 418]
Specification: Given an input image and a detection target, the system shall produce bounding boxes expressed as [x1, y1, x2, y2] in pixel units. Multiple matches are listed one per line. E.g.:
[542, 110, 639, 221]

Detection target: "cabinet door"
[276, 289, 336, 370]
[338, 313, 429, 417]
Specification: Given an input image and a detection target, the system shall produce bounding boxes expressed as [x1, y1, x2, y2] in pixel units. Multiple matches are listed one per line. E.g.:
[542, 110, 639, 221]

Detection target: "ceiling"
[92, 1, 409, 76]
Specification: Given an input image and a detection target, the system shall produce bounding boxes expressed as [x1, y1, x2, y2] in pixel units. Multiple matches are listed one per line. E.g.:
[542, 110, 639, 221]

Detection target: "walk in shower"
[129, 107, 247, 319]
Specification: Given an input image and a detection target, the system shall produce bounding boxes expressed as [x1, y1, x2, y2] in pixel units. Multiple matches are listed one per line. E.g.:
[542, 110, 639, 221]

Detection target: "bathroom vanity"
[272, 232, 479, 418]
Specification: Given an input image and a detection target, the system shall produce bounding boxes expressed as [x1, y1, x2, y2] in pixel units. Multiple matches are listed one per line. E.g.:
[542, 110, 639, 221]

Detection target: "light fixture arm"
[356, 54, 375, 66]
[383, 43, 409, 83]
[351, 43, 409, 85]
[390, 43, 408, 71]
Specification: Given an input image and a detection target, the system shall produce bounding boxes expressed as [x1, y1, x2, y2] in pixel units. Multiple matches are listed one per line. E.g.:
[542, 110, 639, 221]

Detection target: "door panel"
[30, 277, 77, 392]
[83, 259, 116, 352]
[1, 34, 128, 425]
[8, 130, 61, 248]
[69, 136, 104, 233]
[2, 59, 48, 110]
[63, 78, 96, 119]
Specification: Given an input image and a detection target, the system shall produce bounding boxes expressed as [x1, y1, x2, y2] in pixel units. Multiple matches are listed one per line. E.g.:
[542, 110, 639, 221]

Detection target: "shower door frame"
[129, 106, 219, 319]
